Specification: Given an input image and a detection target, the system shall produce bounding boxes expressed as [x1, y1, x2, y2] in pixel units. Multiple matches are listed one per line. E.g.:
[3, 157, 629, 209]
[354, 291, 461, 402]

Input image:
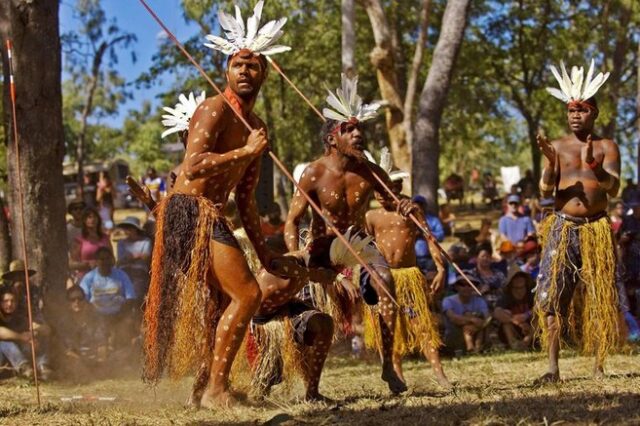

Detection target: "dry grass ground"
[0, 349, 638, 425]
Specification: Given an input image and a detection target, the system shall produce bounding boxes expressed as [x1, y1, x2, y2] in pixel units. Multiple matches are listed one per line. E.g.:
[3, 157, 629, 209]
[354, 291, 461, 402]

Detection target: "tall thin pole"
[5, 39, 41, 407]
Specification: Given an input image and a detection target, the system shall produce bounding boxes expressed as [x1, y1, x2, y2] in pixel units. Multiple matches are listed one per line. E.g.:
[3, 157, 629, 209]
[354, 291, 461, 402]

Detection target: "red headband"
[567, 100, 598, 113]
[330, 117, 360, 136]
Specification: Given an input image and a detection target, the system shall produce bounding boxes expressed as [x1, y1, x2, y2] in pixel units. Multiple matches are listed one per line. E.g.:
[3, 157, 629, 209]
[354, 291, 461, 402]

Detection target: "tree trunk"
[412, 0, 471, 207]
[341, 0, 356, 77]
[0, 0, 68, 308]
[0, 195, 11, 271]
[362, 0, 409, 173]
[601, 2, 631, 139]
[403, 0, 431, 153]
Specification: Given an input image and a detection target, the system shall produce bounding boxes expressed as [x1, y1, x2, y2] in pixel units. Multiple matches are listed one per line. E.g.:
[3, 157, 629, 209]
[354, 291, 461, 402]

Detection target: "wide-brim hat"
[67, 198, 87, 213]
[2, 259, 36, 281]
[453, 269, 481, 288]
[116, 216, 143, 232]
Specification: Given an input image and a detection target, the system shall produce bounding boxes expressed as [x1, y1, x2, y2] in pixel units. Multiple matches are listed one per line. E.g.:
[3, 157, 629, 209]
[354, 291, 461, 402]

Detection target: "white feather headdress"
[161, 91, 206, 139]
[329, 227, 384, 269]
[378, 147, 409, 181]
[546, 59, 610, 104]
[323, 73, 381, 123]
[204, 1, 290, 57]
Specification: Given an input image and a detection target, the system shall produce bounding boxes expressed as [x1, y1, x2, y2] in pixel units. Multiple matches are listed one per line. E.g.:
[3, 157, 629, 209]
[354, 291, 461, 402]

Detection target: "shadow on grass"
[284, 392, 640, 425]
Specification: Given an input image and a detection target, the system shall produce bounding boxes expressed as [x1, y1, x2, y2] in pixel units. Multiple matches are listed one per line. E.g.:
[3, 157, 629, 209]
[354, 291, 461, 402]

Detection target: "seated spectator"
[70, 208, 112, 282]
[55, 286, 108, 382]
[474, 245, 506, 310]
[0, 288, 51, 380]
[66, 199, 86, 248]
[442, 271, 489, 354]
[493, 271, 534, 351]
[610, 201, 625, 237]
[618, 197, 640, 317]
[412, 195, 445, 242]
[621, 178, 639, 205]
[445, 244, 472, 290]
[518, 237, 540, 280]
[79, 248, 136, 348]
[1, 260, 44, 321]
[116, 217, 152, 303]
[498, 195, 535, 245]
[439, 203, 456, 236]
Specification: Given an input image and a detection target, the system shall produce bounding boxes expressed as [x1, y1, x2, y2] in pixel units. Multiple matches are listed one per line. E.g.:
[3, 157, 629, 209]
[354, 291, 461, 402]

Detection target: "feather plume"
[546, 59, 609, 104]
[322, 73, 381, 123]
[205, 1, 290, 57]
[379, 147, 393, 174]
[160, 91, 206, 139]
[329, 227, 384, 269]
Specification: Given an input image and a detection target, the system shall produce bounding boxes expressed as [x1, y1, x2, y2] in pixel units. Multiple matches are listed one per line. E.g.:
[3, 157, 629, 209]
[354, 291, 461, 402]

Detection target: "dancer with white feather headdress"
[284, 73, 422, 394]
[364, 150, 452, 389]
[534, 59, 629, 384]
[141, 1, 298, 408]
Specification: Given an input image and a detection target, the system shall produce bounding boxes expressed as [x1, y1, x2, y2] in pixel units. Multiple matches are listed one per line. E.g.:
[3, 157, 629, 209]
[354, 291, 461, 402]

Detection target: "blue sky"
[59, 0, 199, 126]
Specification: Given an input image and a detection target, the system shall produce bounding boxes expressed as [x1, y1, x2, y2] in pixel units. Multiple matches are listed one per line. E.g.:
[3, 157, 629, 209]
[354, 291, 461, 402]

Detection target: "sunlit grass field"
[0, 349, 637, 425]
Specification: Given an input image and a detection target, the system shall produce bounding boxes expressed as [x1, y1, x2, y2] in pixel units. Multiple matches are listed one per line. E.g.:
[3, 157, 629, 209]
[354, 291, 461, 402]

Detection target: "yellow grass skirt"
[364, 267, 441, 355]
[535, 213, 623, 360]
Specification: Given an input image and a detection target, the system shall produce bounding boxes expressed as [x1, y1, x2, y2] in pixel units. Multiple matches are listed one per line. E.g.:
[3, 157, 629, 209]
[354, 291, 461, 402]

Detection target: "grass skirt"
[363, 267, 441, 355]
[143, 193, 221, 382]
[535, 213, 623, 360]
[249, 320, 304, 395]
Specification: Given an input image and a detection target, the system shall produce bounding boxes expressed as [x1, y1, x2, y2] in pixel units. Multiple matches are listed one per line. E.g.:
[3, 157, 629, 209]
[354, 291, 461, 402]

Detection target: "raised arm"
[537, 133, 558, 198]
[284, 166, 316, 251]
[181, 97, 260, 180]
[586, 136, 620, 197]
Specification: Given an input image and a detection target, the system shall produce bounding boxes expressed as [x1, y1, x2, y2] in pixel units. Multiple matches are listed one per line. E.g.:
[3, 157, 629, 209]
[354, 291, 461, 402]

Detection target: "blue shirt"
[442, 294, 489, 336]
[426, 215, 445, 242]
[80, 267, 136, 315]
[498, 214, 535, 244]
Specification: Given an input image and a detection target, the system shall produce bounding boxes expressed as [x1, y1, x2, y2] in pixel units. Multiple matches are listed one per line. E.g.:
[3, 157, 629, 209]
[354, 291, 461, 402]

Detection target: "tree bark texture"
[412, 0, 471, 207]
[0, 0, 68, 306]
[362, 0, 409, 173]
[341, 0, 356, 77]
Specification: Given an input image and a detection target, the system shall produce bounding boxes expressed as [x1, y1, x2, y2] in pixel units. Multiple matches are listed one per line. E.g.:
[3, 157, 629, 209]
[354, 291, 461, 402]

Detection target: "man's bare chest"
[316, 173, 373, 212]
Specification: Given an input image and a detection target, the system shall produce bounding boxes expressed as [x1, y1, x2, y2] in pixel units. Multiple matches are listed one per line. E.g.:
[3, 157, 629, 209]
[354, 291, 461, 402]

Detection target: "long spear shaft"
[137, 0, 399, 306]
[5, 39, 42, 407]
[267, 58, 481, 295]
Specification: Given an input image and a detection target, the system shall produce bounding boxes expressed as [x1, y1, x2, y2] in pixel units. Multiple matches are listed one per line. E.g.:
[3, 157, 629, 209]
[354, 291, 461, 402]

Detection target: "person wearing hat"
[498, 194, 535, 245]
[0, 286, 52, 380]
[441, 271, 489, 354]
[1, 260, 44, 322]
[493, 271, 535, 351]
[66, 199, 87, 248]
[116, 216, 152, 303]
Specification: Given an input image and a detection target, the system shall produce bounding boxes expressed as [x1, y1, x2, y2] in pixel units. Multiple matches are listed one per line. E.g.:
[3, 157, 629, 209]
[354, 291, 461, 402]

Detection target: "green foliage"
[59, 0, 638, 191]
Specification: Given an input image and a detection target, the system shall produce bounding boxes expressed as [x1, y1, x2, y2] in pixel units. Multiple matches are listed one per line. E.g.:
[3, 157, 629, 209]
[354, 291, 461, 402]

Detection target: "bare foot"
[593, 366, 605, 380]
[393, 362, 405, 383]
[382, 366, 408, 394]
[304, 392, 336, 404]
[200, 389, 243, 409]
[185, 392, 202, 409]
[533, 371, 560, 385]
[434, 372, 453, 390]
